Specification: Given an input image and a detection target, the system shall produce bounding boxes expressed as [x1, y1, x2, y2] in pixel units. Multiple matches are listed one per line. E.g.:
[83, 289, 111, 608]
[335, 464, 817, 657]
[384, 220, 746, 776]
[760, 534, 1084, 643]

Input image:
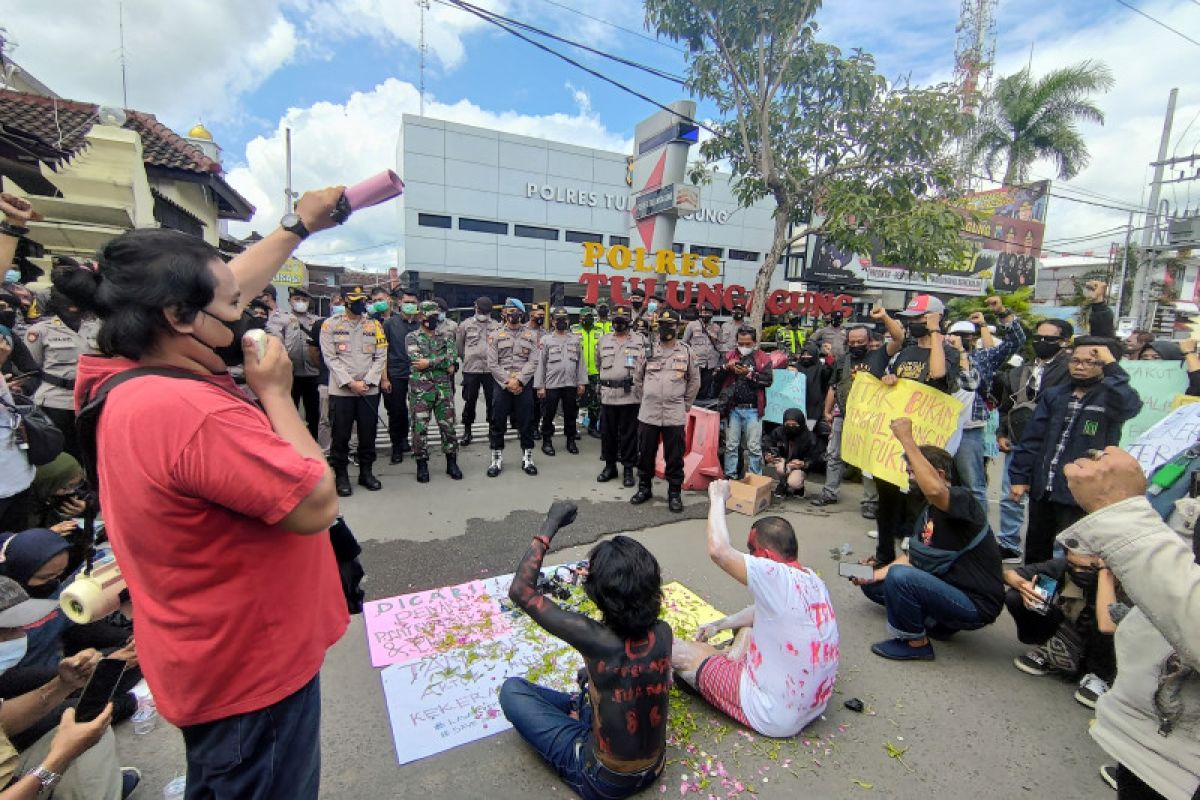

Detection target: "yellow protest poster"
[1171, 394, 1200, 409]
[841, 373, 965, 488]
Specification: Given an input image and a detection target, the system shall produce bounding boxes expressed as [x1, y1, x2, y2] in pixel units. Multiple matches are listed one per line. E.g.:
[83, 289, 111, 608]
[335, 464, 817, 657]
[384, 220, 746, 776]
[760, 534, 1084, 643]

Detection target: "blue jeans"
[181, 675, 321, 800]
[499, 678, 662, 800]
[859, 565, 986, 639]
[997, 450, 1026, 551]
[953, 427, 989, 524]
[723, 407, 763, 477]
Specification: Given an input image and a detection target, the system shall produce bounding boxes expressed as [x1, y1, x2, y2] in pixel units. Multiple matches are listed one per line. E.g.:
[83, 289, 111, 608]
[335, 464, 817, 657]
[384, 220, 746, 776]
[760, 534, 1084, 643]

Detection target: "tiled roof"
[0, 89, 221, 175]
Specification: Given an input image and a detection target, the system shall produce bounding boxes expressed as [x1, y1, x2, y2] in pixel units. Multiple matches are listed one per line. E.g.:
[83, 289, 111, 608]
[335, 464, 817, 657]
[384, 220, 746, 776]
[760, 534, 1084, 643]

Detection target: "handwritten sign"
[1119, 361, 1191, 448]
[1172, 394, 1200, 409]
[364, 577, 512, 667]
[763, 370, 807, 424]
[840, 373, 965, 488]
[1127, 403, 1200, 476]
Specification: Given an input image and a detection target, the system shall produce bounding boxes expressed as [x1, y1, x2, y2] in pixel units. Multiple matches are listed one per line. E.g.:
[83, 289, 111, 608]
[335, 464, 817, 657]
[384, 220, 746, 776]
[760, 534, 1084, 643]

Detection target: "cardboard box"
[727, 474, 775, 515]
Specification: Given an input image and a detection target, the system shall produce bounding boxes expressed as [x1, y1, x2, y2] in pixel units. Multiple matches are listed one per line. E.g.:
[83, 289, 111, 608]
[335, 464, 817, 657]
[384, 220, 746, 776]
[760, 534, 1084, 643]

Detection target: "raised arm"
[705, 480, 748, 585]
[870, 306, 905, 357]
[0, 194, 35, 274]
[891, 417, 950, 511]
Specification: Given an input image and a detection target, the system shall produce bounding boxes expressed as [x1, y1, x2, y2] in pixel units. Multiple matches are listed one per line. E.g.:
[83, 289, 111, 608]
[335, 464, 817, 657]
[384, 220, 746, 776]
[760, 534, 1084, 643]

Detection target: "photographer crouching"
[69, 188, 349, 798]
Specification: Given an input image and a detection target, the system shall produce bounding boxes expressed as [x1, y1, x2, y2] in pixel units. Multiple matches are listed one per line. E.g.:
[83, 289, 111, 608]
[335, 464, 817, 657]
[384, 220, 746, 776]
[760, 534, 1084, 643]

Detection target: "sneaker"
[809, 493, 837, 507]
[121, 767, 141, 798]
[1099, 764, 1118, 791]
[1075, 673, 1109, 709]
[866, 529, 878, 540]
[860, 503, 877, 520]
[870, 637, 935, 661]
[1000, 546, 1023, 564]
[1013, 648, 1053, 676]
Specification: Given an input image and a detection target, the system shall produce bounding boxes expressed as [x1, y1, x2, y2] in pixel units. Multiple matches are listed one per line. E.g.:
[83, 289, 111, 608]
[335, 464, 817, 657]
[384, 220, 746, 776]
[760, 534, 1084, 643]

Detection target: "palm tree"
[970, 60, 1114, 185]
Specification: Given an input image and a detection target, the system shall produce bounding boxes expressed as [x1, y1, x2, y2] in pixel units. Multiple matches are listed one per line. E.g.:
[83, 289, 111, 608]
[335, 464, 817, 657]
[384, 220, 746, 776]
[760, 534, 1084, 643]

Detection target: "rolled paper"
[344, 170, 405, 211]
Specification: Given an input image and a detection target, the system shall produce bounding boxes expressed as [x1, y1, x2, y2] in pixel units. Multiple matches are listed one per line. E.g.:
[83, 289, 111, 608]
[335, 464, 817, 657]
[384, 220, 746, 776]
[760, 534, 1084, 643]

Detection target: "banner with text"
[764, 370, 807, 424]
[1119, 361, 1192, 448]
[841, 373, 965, 488]
[1128, 403, 1200, 477]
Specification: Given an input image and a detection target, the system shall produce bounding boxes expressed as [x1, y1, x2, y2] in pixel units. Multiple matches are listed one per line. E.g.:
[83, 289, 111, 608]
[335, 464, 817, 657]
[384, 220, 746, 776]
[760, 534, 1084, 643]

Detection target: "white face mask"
[476, 313, 490, 322]
[0, 636, 28, 674]
[737, 346, 754, 356]
[291, 301, 309, 314]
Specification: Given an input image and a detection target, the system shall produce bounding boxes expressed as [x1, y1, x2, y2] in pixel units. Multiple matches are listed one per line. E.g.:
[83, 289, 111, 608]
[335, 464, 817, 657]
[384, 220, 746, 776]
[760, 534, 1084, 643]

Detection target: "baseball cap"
[948, 321, 978, 336]
[288, 287, 312, 299]
[0, 576, 56, 628]
[899, 295, 945, 317]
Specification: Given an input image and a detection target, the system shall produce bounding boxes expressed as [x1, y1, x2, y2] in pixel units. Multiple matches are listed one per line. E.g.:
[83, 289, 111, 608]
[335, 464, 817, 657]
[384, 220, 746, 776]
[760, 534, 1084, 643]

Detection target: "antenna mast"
[418, 0, 431, 115]
[954, 0, 998, 188]
[118, 0, 129, 106]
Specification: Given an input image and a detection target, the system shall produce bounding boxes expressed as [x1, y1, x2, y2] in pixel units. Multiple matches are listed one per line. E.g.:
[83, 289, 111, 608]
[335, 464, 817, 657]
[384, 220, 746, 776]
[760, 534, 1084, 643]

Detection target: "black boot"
[459, 425, 473, 447]
[390, 447, 404, 464]
[597, 463, 618, 482]
[587, 424, 601, 439]
[359, 466, 382, 491]
[622, 466, 635, 487]
[446, 454, 463, 480]
[630, 479, 653, 505]
[542, 438, 556, 457]
[416, 459, 430, 483]
[566, 437, 579, 454]
[335, 467, 352, 497]
[668, 486, 684, 513]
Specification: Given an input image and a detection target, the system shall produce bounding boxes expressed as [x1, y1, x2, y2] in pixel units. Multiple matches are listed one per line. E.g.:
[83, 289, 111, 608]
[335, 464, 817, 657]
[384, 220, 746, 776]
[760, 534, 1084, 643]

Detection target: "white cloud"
[224, 78, 630, 268]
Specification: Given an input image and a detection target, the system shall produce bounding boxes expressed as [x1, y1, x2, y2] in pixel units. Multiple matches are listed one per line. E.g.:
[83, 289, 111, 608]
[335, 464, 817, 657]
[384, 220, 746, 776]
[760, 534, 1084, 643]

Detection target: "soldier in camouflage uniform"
[406, 301, 463, 483]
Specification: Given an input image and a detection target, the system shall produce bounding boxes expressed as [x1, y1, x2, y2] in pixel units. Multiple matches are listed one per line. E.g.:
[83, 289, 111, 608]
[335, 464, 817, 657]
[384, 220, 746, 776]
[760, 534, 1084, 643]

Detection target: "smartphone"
[838, 562, 875, 581]
[75, 658, 126, 723]
[1031, 574, 1058, 616]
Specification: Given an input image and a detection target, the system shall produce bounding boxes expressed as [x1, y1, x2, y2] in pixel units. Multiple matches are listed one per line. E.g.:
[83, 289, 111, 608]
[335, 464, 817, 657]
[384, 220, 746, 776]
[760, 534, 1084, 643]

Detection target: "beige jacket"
[634, 340, 700, 427]
[26, 315, 99, 410]
[1059, 497, 1200, 800]
[597, 331, 646, 406]
[319, 314, 388, 396]
[456, 316, 501, 374]
[487, 326, 540, 388]
[534, 331, 588, 390]
[682, 320, 722, 369]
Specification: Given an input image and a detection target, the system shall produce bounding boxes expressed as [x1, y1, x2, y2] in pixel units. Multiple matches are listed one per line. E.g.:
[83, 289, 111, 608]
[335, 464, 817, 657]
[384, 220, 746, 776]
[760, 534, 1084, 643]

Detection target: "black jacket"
[762, 410, 823, 464]
[1088, 301, 1115, 338]
[1008, 363, 1143, 504]
[997, 351, 1072, 444]
[382, 315, 422, 378]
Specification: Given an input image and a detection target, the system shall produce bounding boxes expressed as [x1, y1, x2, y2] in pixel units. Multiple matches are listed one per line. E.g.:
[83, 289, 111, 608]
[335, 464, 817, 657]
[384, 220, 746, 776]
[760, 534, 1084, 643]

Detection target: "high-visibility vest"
[573, 325, 603, 375]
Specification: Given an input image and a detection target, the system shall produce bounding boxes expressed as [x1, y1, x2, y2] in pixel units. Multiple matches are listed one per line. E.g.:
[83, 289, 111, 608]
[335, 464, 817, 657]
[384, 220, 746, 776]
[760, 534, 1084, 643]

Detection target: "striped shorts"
[696, 654, 751, 727]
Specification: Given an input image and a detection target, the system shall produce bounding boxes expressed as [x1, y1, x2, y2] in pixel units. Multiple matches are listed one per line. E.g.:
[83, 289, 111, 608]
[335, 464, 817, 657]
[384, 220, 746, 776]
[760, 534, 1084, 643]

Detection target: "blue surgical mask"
[331, 305, 346, 316]
[4, 270, 19, 284]
[0, 636, 28, 673]
[647, 301, 658, 313]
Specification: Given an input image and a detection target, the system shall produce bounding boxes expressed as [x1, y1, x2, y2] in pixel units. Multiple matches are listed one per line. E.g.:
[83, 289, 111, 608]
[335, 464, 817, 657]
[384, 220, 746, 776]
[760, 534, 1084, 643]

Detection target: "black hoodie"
[762, 408, 822, 464]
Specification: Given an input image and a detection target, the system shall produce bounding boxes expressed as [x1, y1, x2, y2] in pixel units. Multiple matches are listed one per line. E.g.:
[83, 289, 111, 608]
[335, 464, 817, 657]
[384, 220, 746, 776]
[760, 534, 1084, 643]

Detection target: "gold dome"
[187, 123, 213, 141]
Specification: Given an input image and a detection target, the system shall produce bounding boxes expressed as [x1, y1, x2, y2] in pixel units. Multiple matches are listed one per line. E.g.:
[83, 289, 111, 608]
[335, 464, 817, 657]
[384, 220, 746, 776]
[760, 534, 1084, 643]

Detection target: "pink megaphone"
[343, 170, 405, 211]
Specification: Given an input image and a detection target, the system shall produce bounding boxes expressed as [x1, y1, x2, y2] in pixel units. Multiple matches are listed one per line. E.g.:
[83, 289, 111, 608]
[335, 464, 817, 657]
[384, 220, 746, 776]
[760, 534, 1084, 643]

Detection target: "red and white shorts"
[696, 655, 752, 727]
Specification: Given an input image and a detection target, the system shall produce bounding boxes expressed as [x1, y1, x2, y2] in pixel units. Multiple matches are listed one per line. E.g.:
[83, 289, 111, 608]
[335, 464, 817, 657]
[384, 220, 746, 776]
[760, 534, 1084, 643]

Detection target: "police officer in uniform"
[535, 307, 588, 456]
[682, 303, 722, 399]
[320, 286, 387, 496]
[455, 296, 500, 446]
[775, 312, 807, 356]
[595, 301, 613, 334]
[526, 302, 547, 442]
[267, 286, 323, 439]
[596, 306, 645, 487]
[574, 307, 604, 438]
[406, 301, 462, 483]
[719, 302, 748, 356]
[486, 298, 541, 478]
[631, 308, 700, 513]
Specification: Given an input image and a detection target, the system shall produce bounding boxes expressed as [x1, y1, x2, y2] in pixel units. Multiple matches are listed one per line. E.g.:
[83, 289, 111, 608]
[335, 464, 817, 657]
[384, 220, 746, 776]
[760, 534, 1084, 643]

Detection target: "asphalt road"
[118, 434, 1105, 799]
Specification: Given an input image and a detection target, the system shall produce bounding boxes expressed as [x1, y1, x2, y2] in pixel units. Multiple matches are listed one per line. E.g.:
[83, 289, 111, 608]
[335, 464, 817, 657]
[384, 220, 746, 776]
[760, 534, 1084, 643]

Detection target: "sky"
[5, 0, 1200, 271]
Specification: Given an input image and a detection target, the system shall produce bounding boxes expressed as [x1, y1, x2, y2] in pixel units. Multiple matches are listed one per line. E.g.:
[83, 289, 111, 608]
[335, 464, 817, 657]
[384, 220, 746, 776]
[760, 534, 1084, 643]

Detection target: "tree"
[644, 0, 974, 331]
[971, 60, 1114, 185]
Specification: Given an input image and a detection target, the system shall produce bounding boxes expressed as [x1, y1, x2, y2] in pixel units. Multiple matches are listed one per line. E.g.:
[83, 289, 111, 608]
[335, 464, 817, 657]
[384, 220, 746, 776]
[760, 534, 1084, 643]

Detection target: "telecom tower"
[954, 0, 998, 187]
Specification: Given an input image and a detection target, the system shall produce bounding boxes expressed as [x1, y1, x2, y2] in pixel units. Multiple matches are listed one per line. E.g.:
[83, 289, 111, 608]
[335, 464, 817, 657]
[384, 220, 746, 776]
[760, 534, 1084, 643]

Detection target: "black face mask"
[908, 322, 930, 339]
[1032, 341, 1062, 360]
[849, 345, 869, 359]
[831, 317, 842, 327]
[349, 299, 368, 315]
[423, 315, 440, 329]
[506, 312, 522, 326]
[613, 318, 629, 332]
[632, 298, 645, 308]
[0, 309, 15, 328]
[783, 425, 801, 437]
[25, 580, 60, 600]
[789, 319, 801, 328]
[554, 318, 569, 331]
[733, 311, 745, 320]
[598, 308, 609, 320]
[799, 354, 815, 364]
[204, 311, 256, 368]
[1072, 373, 1102, 388]
[659, 325, 676, 342]
[1069, 567, 1099, 592]
[700, 315, 713, 324]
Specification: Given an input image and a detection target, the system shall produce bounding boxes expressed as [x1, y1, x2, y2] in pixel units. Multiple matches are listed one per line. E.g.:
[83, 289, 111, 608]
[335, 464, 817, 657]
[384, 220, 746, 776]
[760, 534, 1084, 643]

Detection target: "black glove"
[540, 501, 579, 539]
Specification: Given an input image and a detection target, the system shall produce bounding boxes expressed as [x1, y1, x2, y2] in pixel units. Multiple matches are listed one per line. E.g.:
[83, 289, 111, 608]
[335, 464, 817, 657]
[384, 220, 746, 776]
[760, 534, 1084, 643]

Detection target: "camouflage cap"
[419, 300, 439, 314]
[551, 306, 569, 318]
[579, 306, 595, 318]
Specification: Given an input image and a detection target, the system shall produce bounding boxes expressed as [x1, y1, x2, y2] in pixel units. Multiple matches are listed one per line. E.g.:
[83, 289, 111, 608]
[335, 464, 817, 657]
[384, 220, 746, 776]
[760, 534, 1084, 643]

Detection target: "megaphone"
[60, 548, 127, 624]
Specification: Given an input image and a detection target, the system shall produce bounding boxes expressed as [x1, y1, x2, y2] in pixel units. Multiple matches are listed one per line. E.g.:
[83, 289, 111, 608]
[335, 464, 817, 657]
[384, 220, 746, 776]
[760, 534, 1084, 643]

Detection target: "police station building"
[397, 114, 791, 311]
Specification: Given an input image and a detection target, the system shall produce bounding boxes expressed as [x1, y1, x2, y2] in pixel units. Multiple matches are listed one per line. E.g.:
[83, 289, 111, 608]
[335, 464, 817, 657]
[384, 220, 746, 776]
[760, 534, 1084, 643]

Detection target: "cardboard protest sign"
[840, 373, 965, 488]
[1172, 394, 1200, 409]
[763, 370, 806, 424]
[1127, 403, 1200, 476]
[1119, 361, 1191, 448]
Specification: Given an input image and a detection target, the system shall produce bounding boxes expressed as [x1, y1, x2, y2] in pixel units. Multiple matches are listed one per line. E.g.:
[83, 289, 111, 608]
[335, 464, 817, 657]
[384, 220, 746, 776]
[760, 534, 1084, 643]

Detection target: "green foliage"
[644, 0, 974, 330]
[971, 60, 1114, 184]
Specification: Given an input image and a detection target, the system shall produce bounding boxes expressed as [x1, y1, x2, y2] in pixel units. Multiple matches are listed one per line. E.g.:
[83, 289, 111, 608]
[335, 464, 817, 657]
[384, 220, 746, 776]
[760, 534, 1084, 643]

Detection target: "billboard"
[801, 180, 1051, 296]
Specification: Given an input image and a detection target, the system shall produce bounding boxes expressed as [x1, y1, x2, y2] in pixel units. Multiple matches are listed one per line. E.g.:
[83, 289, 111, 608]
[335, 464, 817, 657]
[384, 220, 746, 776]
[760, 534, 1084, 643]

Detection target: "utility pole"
[1132, 88, 1177, 329]
[1115, 210, 1134, 318]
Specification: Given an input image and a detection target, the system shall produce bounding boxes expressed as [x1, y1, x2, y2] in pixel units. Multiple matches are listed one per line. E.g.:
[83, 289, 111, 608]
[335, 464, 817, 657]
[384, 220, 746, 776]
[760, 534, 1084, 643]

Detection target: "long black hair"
[584, 535, 662, 639]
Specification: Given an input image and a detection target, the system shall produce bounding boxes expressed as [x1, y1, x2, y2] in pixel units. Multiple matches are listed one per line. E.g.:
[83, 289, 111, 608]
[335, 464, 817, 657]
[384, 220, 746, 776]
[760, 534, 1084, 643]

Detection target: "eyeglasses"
[1069, 358, 1103, 368]
[1033, 335, 1063, 343]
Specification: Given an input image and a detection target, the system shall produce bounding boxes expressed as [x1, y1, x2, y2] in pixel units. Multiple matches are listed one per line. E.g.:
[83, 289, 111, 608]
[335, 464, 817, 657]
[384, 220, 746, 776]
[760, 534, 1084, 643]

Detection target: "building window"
[672, 243, 684, 254]
[728, 249, 759, 262]
[609, 235, 630, 247]
[418, 213, 452, 229]
[514, 225, 559, 241]
[565, 230, 603, 244]
[691, 245, 725, 258]
[459, 218, 508, 235]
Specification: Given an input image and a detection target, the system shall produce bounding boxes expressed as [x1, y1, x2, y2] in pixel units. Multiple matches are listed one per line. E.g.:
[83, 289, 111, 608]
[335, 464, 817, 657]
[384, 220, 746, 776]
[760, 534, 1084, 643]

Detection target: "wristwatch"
[30, 765, 62, 794]
[280, 213, 310, 240]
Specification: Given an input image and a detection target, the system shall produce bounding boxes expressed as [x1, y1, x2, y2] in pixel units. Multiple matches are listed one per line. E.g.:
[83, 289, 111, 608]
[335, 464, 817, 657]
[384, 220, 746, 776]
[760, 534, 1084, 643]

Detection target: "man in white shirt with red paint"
[671, 480, 840, 737]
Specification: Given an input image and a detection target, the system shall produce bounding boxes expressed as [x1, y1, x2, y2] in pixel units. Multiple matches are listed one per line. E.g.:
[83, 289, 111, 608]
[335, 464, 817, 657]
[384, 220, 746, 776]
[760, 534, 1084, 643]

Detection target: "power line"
[297, 241, 401, 258]
[1114, 0, 1200, 48]
[531, 0, 688, 54]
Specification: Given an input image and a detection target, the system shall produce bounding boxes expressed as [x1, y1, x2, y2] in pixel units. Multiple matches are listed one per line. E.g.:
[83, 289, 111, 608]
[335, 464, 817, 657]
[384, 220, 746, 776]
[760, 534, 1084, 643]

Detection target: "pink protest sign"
[364, 578, 511, 667]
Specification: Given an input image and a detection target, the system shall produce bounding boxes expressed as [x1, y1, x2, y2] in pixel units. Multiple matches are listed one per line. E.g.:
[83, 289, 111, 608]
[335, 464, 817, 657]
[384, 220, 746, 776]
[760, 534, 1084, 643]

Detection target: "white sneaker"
[866, 529, 878, 539]
[900, 536, 910, 553]
[1075, 673, 1109, 709]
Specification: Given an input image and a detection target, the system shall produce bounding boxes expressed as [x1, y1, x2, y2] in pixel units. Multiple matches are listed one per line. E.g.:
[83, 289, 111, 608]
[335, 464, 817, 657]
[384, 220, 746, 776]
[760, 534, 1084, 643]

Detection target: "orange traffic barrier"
[655, 406, 723, 490]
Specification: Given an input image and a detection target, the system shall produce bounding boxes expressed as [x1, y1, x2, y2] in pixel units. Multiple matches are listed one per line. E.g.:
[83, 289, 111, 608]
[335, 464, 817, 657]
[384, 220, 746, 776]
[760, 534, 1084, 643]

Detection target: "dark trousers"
[1004, 589, 1116, 682]
[330, 394, 380, 469]
[182, 675, 321, 800]
[491, 385, 534, 450]
[382, 374, 410, 453]
[1116, 764, 1170, 800]
[42, 406, 80, 461]
[637, 422, 685, 488]
[1025, 497, 1086, 565]
[461, 372, 496, 427]
[698, 367, 716, 400]
[601, 404, 639, 467]
[541, 387, 580, 440]
[529, 393, 544, 440]
[291, 375, 321, 439]
[874, 478, 916, 564]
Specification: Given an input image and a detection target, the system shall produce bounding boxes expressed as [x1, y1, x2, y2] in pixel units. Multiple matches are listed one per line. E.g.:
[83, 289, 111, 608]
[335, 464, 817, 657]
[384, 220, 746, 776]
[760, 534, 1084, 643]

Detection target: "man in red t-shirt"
[73, 188, 349, 799]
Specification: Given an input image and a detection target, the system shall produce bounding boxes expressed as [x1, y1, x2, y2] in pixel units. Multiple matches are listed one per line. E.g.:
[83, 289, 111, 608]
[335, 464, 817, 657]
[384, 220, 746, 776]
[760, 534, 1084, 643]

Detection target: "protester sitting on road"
[1003, 547, 1121, 709]
[1008, 337, 1143, 565]
[501, 502, 669, 800]
[763, 408, 822, 499]
[1057, 447, 1199, 800]
[671, 482, 839, 737]
[852, 418, 1004, 661]
[0, 576, 137, 799]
